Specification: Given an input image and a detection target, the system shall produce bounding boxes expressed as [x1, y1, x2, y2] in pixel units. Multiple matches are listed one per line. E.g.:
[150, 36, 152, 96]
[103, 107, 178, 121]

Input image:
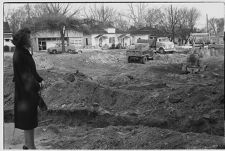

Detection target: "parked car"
[208, 43, 224, 49]
[4, 39, 15, 52]
[47, 44, 82, 54]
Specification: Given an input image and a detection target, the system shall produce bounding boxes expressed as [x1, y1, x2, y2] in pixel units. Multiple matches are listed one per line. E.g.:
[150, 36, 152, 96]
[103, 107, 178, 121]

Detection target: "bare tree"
[163, 5, 180, 42]
[187, 7, 201, 33]
[33, 3, 81, 52]
[84, 4, 116, 24]
[114, 12, 129, 31]
[127, 3, 148, 28]
[208, 18, 224, 35]
[34, 3, 80, 18]
[177, 7, 189, 44]
[6, 7, 27, 33]
[145, 8, 164, 28]
[4, 5, 12, 22]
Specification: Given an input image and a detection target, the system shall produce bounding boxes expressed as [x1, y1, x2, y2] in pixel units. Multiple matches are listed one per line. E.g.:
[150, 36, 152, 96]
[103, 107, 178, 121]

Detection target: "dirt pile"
[36, 125, 224, 149]
[34, 55, 54, 70]
[3, 50, 224, 149]
[88, 51, 126, 65]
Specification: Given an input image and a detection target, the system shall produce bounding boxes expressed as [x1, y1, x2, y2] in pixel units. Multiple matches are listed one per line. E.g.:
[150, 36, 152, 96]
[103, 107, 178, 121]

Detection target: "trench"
[4, 106, 224, 137]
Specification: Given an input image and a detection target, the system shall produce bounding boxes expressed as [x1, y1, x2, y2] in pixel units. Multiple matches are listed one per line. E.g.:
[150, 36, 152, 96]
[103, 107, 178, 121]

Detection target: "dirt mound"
[36, 125, 224, 149]
[153, 54, 187, 64]
[194, 48, 224, 58]
[4, 69, 224, 136]
[88, 52, 126, 65]
[3, 50, 224, 149]
[97, 73, 132, 87]
[34, 55, 54, 70]
[42, 72, 144, 112]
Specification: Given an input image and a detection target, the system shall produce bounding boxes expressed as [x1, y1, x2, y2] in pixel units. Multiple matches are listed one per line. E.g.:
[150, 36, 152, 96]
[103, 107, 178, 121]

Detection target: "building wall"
[103, 34, 120, 47]
[83, 35, 92, 48]
[131, 35, 149, 44]
[91, 34, 100, 47]
[31, 30, 83, 51]
[118, 34, 132, 47]
[122, 37, 132, 47]
[69, 37, 83, 48]
[89, 33, 131, 48]
[105, 28, 116, 34]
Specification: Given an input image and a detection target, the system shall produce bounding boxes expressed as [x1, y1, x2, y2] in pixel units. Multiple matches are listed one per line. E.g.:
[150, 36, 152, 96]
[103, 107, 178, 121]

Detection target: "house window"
[38, 40, 46, 50]
[109, 37, 115, 43]
[86, 38, 88, 45]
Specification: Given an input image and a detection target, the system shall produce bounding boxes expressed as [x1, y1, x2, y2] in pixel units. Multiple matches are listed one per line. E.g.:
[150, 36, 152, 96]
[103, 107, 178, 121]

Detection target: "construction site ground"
[3, 48, 224, 149]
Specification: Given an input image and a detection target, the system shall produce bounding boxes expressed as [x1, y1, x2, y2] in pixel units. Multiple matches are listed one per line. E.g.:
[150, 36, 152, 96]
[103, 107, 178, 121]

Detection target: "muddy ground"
[3, 48, 224, 149]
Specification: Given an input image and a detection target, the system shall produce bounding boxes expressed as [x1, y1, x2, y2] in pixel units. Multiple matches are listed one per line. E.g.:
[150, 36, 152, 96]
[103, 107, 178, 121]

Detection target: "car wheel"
[141, 56, 147, 64]
[67, 49, 70, 53]
[53, 49, 57, 54]
[4, 46, 9, 52]
[128, 56, 132, 63]
[159, 48, 165, 54]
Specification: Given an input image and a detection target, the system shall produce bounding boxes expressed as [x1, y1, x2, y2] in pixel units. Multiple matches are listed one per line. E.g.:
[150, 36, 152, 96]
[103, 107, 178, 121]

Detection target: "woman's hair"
[12, 27, 31, 47]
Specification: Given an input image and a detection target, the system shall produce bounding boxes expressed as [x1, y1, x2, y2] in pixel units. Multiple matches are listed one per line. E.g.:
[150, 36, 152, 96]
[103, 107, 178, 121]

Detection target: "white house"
[118, 34, 132, 47]
[3, 22, 14, 51]
[130, 27, 166, 44]
[83, 24, 124, 48]
[31, 29, 83, 51]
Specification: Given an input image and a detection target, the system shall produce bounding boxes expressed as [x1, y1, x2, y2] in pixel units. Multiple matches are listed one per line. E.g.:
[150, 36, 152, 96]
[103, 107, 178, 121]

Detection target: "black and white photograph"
[2, 0, 224, 149]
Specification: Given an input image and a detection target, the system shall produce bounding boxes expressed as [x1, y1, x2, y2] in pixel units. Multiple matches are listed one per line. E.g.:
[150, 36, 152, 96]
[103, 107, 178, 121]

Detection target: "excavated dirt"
[3, 48, 224, 149]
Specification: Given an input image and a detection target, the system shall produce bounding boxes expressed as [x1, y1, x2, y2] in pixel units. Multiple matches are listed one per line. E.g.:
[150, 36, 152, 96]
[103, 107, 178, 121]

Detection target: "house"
[83, 23, 124, 48]
[210, 32, 224, 44]
[3, 22, 14, 51]
[130, 27, 167, 44]
[31, 27, 83, 51]
[117, 34, 132, 48]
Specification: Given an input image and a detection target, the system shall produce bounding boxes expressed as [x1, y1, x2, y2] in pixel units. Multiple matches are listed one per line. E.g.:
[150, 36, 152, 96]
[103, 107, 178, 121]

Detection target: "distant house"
[210, 32, 224, 44]
[130, 27, 167, 44]
[31, 27, 83, 51]
[118, 34, 132, 48]
[3, 22, 14, 51]
[189, 33, 211, 44]
[83, 24, 124, 48]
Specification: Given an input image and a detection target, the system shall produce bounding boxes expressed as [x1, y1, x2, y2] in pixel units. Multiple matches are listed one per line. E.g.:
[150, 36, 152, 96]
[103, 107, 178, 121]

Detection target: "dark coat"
[13, 46, 43, 130]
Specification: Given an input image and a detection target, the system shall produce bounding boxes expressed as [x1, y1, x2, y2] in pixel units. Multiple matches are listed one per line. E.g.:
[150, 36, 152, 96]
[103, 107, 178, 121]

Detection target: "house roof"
[118, 34, 131, 39]
[115, 29, 126, 34]
[88, 25, 108, 34]
[95, 34, 108, 39]
[82, 21, 124, 35]
[4, 22, 11, 33]
[130, 27, 166, 37]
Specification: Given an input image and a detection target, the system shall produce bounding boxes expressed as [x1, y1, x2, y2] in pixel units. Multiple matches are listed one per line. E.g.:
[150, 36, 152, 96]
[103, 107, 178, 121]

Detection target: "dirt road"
[3, 48, 224, 149]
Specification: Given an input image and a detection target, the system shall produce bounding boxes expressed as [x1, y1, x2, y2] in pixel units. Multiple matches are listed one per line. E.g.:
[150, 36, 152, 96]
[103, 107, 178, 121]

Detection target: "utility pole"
[206, 14, 208, 33]
[224, 3, 225, 45]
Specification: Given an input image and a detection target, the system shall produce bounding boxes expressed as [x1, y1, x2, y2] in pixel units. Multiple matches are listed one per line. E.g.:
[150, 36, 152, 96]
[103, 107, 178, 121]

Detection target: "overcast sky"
[3, 2, 225, 29]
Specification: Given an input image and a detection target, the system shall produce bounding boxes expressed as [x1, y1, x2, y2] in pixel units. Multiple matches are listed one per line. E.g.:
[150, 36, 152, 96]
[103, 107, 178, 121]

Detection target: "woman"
[12, 27, 45, 149]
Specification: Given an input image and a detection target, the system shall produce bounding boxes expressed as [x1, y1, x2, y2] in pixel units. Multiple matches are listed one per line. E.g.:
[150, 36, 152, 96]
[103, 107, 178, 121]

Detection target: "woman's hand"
[39, 81, 45, 89]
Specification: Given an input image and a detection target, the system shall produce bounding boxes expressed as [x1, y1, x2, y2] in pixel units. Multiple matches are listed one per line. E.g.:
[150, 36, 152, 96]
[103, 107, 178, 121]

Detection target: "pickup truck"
[149, 36, 175, 53]
[126, 40, 154, 64]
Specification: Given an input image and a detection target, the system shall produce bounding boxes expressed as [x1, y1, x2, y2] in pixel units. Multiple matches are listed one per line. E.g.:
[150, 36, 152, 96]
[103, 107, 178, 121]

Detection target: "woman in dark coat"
[12, 28, 45, 149]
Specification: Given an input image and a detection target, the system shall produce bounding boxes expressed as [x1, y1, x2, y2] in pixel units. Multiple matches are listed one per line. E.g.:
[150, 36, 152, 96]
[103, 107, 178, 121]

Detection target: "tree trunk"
[60, 29, 65, 53]
[172, 27, 175, 42]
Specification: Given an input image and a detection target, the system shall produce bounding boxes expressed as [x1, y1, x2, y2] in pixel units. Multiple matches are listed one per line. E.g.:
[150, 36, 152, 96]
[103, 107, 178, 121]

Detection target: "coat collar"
[16, 46, 32, 56]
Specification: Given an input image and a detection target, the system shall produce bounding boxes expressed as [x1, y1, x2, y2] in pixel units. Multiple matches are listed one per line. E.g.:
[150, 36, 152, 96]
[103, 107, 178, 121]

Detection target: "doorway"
[86, 38, 88, 45]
